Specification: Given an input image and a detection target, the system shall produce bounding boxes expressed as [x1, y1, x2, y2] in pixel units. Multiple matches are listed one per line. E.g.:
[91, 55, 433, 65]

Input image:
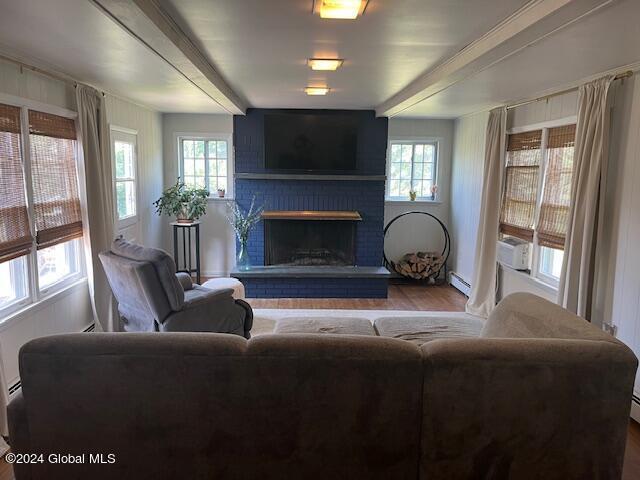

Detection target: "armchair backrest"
[99, 238, 185, 330]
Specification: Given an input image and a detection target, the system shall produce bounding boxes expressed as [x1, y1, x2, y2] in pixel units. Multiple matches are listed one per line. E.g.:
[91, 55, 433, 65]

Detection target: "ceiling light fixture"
[307, 58, 344, 71]
[305, 87, 330, 96]
[313, 0, 367, 20]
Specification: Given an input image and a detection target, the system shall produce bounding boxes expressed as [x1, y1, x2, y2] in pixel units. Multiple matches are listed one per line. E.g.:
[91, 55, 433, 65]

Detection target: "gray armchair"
[99, 238, 252, 338]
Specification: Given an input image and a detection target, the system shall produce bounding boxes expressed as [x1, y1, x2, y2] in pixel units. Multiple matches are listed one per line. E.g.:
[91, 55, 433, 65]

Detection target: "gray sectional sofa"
[8, 293, 638, 479]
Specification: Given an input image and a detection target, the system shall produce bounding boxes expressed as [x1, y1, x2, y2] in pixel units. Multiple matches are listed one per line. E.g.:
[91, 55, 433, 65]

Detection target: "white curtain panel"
[466, 107, 507, 318]
[559, 76, 615, 319]
[75, 85, 117, 331]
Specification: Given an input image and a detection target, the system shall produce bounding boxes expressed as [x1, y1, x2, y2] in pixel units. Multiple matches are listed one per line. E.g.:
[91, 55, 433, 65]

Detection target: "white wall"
[0, 59, 75, 110]
[598, 75, 640, 405]
[162, 113, 235, 277]
[507, 91, 578, 129]
[449, 112, 489, 285]
[384, 119, 454, 263]
[105, 95, 164, 249]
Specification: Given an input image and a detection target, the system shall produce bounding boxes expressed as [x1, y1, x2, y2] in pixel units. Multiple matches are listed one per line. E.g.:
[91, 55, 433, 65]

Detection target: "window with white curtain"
[499, 121, 576, 287]
[0, 101, 84, 320]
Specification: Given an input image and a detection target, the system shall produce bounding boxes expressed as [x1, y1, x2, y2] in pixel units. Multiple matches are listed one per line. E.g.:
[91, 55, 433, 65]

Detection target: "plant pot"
[176, 203, 194, 224]
[217, 189, 226, 198]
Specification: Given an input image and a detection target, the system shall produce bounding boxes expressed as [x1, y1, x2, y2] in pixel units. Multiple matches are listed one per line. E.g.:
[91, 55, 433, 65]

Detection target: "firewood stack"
[391, 251, 444, 280]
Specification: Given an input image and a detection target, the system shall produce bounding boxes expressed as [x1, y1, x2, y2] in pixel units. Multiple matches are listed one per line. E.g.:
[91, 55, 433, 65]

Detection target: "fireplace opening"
[264, 219, 356, 266]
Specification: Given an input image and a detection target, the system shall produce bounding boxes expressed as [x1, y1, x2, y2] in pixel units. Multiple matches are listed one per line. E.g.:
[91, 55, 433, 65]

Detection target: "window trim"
[110, 126, 139, 229]
[504, 115, 576, 290]
[176, 133, 234, 199]
[386, 137, 440, 202]
[0, 94, 86, 321]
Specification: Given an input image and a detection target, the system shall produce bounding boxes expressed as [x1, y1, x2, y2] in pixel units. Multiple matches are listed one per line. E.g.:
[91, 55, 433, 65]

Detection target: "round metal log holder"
[383, 211, 451, 283]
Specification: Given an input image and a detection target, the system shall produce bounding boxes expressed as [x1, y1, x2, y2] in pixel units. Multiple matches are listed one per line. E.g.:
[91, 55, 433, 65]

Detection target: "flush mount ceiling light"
[305, 87, 330, 96]
[313, 0, 368, 19]
[307, 58, 344, 71]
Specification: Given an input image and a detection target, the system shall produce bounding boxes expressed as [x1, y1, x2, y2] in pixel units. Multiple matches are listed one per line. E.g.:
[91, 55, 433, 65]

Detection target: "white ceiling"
[399, 0, 640, 117]
[0, 0, 638, 118]
[157, 0, 530, 110]
[0, 0, 227, 113]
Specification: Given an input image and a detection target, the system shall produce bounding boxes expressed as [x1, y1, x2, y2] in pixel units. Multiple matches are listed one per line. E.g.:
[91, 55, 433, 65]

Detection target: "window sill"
[385, 199, 442, 206]
[498, 263, 558, 295]
[207, 197, 234, 202]
[0, 277, 89, 332]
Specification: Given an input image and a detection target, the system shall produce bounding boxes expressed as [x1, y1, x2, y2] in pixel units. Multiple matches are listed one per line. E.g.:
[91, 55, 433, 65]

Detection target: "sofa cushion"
[274, 317, 376, 336]
[111, 237, 184, 311]
[374, 313, 483, 346]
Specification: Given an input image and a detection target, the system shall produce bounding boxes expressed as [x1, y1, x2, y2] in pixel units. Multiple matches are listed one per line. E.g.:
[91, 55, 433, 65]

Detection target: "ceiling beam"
[92, 0, 247, 115]
[375, 0, 613, 118]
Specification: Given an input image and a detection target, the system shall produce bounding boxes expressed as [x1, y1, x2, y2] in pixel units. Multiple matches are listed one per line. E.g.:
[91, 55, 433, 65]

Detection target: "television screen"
[264, 113, 358, 172]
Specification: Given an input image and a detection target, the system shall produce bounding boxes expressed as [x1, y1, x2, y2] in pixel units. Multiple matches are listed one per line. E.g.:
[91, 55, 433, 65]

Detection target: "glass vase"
[237, 238, 251, 271]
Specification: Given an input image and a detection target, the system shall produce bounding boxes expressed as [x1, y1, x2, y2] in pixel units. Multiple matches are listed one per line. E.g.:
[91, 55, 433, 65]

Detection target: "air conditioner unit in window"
[497, 237, 531, 271]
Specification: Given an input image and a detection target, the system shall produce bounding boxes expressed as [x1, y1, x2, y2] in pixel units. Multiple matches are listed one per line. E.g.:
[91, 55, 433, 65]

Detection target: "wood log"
[392, 251, 444, 280]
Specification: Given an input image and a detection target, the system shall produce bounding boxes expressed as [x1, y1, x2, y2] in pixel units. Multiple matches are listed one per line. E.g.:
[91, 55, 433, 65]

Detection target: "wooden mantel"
[261, 210, 362, 221]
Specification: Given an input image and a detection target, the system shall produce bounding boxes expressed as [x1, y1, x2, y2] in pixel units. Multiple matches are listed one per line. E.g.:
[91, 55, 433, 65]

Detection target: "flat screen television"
[264, 113, 358, 173]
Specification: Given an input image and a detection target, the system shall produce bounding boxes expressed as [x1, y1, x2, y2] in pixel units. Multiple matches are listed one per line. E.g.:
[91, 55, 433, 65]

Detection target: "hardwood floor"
[0, 283, 637, 479]
[624, 419, 640, 480]
[247, 282, 469, 311]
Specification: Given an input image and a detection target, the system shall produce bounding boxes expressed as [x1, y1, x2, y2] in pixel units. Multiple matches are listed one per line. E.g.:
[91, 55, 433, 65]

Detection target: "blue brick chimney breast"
[233, 109, 389, 298]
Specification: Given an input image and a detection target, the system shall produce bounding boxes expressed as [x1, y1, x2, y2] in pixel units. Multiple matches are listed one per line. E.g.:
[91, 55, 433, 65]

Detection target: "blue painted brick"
[242, 278, 388, 299]
[233, 108, 388, 298]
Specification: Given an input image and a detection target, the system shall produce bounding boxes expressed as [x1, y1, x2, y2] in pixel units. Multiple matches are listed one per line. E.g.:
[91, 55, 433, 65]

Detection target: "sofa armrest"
[419, 337, 637, 480]
[175, 272, 193, 291]
[8, 390, 32, 480]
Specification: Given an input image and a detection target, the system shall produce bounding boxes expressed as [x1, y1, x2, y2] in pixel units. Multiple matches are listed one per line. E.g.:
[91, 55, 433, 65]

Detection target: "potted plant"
[154, 179, 209, 223]
[217, 188, 226, 198]
[226, 196, 263, 271]
[409, 189, 417, 201]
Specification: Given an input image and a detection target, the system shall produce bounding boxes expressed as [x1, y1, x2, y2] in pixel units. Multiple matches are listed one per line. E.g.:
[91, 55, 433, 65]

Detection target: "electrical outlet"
[602, 323, 618, 337]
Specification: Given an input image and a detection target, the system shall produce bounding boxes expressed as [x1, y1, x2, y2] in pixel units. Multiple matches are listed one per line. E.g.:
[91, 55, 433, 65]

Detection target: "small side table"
[171, 221, 201, 284]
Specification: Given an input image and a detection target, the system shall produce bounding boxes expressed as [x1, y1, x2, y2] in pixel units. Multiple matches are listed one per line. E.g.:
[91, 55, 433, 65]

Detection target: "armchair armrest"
[162, 285, 248, 336]
[175, 272, 193, 291]
[182, 286, 235, 309]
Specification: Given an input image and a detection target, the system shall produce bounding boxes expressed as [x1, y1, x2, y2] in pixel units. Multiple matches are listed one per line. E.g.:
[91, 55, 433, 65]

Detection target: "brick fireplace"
[230, 109, 390, 298]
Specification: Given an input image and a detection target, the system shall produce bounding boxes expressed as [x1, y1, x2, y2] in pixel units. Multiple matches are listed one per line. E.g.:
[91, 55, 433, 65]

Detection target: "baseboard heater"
[449, 272, 471, 297]
[7, 323, 97, 397]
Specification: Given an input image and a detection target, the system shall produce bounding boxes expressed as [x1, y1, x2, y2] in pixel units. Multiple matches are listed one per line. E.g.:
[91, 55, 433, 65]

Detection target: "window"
[37, 239, 81, 290]
[387, 141, 438, 200]
[499, 122, 576, 286]
[0, 256, 29, 315]
[0, 101, 84, 319]
[112, 132, 137, 222]
[180, 137, 231, 196]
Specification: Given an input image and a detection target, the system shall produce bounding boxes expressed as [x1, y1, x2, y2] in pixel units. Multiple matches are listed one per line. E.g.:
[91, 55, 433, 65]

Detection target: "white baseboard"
[449, 271, 471, 297]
